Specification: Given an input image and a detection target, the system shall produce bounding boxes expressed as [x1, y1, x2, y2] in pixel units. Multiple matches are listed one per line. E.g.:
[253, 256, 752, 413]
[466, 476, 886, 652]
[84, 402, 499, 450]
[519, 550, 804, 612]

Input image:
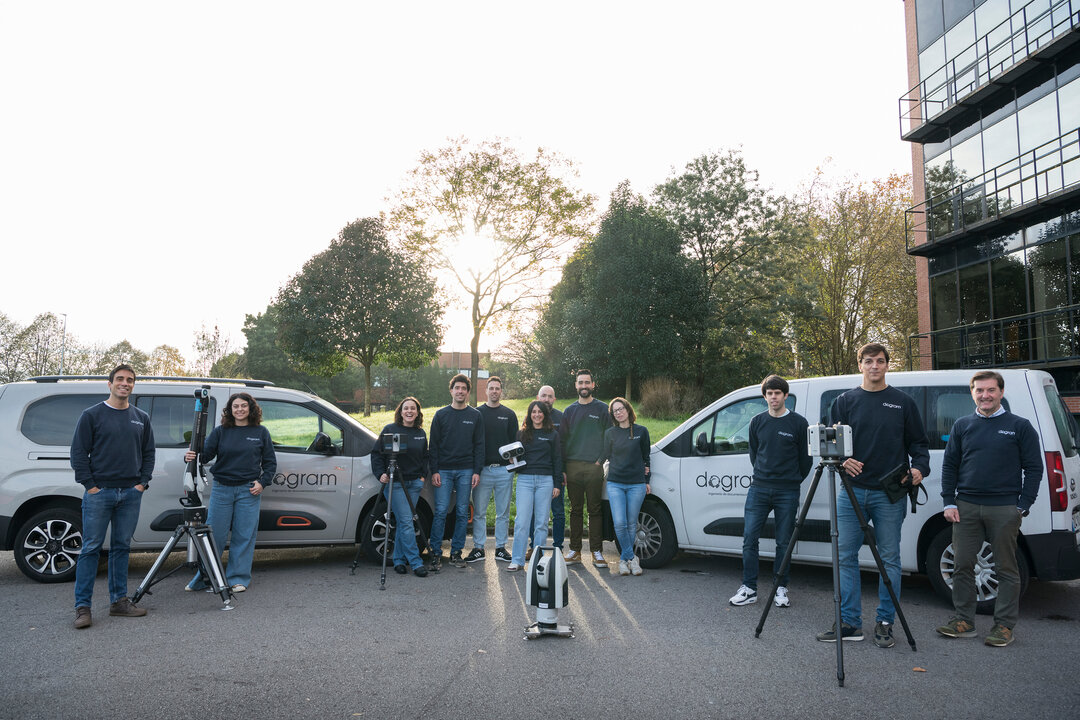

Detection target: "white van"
[635, 369, 1080, 611]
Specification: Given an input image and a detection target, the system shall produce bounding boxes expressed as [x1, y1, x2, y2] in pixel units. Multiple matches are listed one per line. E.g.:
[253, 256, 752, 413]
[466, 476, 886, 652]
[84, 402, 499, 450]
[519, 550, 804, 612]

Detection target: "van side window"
[925, 386, 1010, 450]
[20, 395, 102, 446]
[694, 395, 796, 455]
[1044, 385, 1079, 458]
[134, 395, 217, 448]
[260, 400, 344, 454]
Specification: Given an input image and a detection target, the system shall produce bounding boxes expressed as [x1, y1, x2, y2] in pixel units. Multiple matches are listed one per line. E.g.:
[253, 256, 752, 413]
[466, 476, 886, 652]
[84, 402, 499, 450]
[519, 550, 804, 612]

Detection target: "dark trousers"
[565, 460, 604, 552]
[952, 499, 1023, 628]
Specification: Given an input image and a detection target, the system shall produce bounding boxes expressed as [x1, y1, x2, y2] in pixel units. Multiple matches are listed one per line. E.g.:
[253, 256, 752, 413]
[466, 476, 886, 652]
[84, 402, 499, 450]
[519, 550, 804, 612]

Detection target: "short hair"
[221, 392, 262, 428]
[970, 370, 1004, 391]
[449, 373, 471, 391]
[109, 364, 136, 383]
[575, 368, 594, 381]
[609, 397, 637, 425]
[487, 376, 502, 388]
[520, 400, 553, 443]
[394, 396, 424, 429]
[760, 374, 789, 396]
[857, 342, 890, 363]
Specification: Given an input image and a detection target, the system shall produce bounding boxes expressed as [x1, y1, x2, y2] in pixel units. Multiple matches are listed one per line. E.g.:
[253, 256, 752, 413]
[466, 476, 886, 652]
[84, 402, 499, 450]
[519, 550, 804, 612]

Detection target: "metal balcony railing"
[900, 0, 1080, 140]
[909, 304, 1080, 370]
[906, 126, 1080, 252]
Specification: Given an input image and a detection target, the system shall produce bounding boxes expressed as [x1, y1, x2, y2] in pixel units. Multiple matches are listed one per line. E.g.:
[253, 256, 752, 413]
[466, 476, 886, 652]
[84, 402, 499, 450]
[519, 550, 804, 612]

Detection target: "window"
[958, 262, 991, 323]
[932, 272, 960, 330]
[1045, 385, 1080, 457]
[134, 395, 217, 448]
[926, 385, 1008, 449]
[20, 395, 102, 446]
[693, 395, 796, 456]
[259, 400, 344, 454]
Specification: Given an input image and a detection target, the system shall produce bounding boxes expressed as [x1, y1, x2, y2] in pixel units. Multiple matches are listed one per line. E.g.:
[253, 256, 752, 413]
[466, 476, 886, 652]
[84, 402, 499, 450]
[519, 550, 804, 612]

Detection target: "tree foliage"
[191, 324, 232, 377]
[793, 172, 918, 375]
[148, 345, 187, 376]
[274, 217, 444, 415]
[92, 340, 150, 375]
[389, 137, 595, 404]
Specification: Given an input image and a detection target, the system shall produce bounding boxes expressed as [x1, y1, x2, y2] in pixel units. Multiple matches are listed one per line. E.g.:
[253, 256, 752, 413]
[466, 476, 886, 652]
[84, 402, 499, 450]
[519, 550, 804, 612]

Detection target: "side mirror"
[695, 432, 710, 455]
[308, 432, 337, 455]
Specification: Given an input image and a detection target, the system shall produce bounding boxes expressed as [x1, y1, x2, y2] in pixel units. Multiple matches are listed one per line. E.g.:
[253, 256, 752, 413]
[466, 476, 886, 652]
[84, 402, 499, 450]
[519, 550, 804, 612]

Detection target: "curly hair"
[519, 400, 552, 444]
[221, 392, 262, 428]
[393, 397, 424, 429]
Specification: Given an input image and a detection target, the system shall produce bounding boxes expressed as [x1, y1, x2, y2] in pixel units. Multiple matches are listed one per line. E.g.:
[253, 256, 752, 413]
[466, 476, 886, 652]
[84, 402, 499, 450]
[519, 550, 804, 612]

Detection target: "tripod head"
[181, 386, 212, 508]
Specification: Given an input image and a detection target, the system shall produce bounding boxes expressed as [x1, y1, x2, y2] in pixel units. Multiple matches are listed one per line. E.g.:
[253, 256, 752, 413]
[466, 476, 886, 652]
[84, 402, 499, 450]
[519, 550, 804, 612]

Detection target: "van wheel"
[633, 501, 677, 569]
[359, 499, 433, 565]
[926, 527, 1030, 615]
[14, 508, 83, 583]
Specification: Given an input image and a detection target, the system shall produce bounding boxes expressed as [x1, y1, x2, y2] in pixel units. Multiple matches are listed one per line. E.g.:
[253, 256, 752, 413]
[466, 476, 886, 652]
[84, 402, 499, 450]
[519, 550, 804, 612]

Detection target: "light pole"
[58, 313, 67, 376]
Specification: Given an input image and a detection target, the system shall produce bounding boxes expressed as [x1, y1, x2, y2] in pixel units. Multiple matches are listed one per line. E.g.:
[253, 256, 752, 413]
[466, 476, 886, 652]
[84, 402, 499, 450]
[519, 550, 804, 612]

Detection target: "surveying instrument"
[131, 386, 235, 610]
[754, 423, 916, 686]
[349, 432, 437, 589]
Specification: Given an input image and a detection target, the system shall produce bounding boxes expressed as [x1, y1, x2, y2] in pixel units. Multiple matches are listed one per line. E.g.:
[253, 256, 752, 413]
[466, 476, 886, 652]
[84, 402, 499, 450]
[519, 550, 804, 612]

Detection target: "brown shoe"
[563, 549, 582, 564]
[109, 598, 147, 617]
[74, 606, 92, 629]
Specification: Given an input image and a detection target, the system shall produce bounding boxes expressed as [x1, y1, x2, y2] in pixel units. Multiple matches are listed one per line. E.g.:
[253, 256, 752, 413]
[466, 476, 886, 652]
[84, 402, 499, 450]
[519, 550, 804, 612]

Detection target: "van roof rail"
[27, 375, 276, 388]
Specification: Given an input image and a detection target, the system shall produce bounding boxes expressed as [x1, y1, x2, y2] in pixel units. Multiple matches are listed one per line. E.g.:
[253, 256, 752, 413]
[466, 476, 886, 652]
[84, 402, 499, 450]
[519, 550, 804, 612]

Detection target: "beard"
[577, 387, 592, 399]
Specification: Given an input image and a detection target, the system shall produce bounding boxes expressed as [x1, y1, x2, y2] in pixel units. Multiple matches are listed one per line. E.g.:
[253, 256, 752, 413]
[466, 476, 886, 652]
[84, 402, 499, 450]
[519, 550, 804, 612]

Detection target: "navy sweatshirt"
[429, 405, 485, 474]
[941, 411, 1042, 511]
[478, 404, 519, 466]
[833, 385, 931, 490]
[70, 401, 155, 489]
[200, 424, 277, 487]
[748, 410, 812, 489]
[517, 428, 562, 486]
[549, 407, 563, 433]
[599, 424, 651, 485]
[370, 423, 430, 482]
[560, 400, 610, 462]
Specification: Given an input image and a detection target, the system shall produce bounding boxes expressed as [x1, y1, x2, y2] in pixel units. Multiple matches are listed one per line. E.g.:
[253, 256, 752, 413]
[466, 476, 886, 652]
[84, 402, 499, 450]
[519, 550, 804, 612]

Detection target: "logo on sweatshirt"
[130, 419, 144, 426]
[778, 431, 793, 438]
[882, 403, 902, 410]
[998, 429, 1016, 436]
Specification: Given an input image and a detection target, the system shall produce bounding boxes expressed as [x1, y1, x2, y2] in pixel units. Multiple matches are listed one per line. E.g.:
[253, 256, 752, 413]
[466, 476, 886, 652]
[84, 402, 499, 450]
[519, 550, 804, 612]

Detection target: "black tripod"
[754, 459, 916, 686]
[349, 452, 435, 588]
[131, 387, 234, 610]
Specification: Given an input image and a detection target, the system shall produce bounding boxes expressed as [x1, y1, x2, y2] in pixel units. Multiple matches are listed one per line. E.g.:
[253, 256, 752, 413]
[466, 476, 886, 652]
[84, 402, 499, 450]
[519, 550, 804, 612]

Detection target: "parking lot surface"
[2, 543, 1079, 720]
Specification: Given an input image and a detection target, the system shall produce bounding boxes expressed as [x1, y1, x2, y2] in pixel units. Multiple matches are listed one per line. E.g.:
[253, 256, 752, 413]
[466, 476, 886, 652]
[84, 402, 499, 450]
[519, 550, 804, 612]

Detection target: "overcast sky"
[0, 1, 911, 358]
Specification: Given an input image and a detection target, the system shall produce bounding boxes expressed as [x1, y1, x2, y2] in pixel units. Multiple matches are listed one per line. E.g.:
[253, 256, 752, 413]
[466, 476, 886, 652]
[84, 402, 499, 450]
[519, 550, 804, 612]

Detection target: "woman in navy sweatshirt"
[184, 392, 276, 592]
[598, 397, 650, 576]
[508, 401, 562, 571]
[370, 397, 431, 577]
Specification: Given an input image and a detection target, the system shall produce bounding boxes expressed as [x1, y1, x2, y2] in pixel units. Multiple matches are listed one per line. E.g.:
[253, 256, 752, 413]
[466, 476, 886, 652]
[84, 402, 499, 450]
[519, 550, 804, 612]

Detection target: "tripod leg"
[756, 464, 824, 637]
[192, 525, 234, 609]
[131, 525, 186, 603]
[838, 475, 917, 651]
[827, 466, 845, 687]
[380, 471, 394, 590]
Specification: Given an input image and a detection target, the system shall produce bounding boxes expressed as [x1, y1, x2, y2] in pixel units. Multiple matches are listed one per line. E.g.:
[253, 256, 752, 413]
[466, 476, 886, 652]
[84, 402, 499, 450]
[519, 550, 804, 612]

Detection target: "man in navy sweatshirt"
[559, 369, 610, 567]
[466, 376, 517, 564]
[817, 343, 930, 648]
[729, 375, 811, 609]
[936, 370, 1042, 648]
[69, 364, 155, 628]
[429, 373, 484, 569]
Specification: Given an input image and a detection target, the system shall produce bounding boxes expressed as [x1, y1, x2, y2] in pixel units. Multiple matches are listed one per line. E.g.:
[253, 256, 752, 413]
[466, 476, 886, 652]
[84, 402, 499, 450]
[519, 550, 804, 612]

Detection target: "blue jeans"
[472, 465, 512, 549]
[431, 468, 472, 555]
[74, 486, 144, 608]
[511, 474, 554, 565]
[837, 486, 906, 625]
[741, 484, 800, 590]
[529, 483, 565, 550]
[188, 482, 262, 589]
[386, 477, 424, 569]
[607, 481, 647, 562]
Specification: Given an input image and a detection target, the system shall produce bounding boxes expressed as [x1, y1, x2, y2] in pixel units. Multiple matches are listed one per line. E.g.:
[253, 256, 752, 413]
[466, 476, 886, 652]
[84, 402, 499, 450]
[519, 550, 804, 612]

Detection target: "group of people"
[70, 351, 1043, 648]
[728, 342, 1041, 649]
[372, 369, 653, 578]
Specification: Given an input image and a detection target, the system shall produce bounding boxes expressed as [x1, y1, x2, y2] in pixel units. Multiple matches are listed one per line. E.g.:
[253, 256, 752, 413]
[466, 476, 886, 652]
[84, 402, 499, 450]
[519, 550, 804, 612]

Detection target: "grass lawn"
[351, 398, 693, 532]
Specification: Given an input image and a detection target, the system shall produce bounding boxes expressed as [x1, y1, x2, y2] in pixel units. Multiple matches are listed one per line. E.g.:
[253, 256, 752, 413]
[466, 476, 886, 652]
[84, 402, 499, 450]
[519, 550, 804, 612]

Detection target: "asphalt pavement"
[2, 542, 1079, 720]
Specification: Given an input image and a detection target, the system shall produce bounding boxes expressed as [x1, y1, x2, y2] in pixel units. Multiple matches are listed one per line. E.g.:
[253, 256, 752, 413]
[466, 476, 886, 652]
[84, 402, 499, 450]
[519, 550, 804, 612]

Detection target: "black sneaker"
[465, 548, 485, 563]
[494, 547, 512, 563]
[873, 621, 895, 648]
[449, 551, 467, 568]
[394, 564, 407, 575]
[816, 622, 863, 643]
[413, 566, 428, 577]
[428, 553, 442, 572]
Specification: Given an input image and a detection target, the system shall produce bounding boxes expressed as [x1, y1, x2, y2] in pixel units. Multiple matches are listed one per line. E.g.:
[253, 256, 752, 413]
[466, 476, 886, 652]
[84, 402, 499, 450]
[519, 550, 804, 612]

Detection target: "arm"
[940, 420, 961, 521]
[552, 431, 563, 489]
[905, 402, 931, 484]
[1018, 420, 1043, 512]
[138, 413, 155, 488]
[797, 416, 812, 479]
[369, 425, 389, 479]
[597, 428, 612, 466]
[640, 426, 651, 476]
[70, 412, 95, 489]
[259, 426, 277, 488]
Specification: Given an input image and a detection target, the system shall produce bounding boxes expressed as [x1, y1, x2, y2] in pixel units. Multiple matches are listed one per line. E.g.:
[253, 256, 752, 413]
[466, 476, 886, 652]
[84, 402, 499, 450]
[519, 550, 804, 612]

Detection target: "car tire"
[360, 498, 433, 565]
[14, 507, 83, 583]
[926, 526, 1030, 615]
[632, 500, 677, 569]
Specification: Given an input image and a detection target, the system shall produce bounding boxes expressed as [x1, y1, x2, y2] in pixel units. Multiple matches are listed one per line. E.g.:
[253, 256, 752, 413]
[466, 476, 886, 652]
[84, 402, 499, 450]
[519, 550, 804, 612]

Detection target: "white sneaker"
[729, 585, 757, 606]
[774, 586, 790, 608]
[592, 551, 607, 568]
[629, 556, 643, 576]
[563, 549, 581, 564]
[618, 560, 630, 575]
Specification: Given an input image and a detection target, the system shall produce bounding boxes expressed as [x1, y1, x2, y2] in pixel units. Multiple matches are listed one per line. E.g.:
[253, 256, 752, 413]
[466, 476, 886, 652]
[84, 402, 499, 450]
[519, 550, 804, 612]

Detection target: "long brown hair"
[221, 392, 262, 428]
[519, 400, 552, 444]
[394, 397, 424, 429]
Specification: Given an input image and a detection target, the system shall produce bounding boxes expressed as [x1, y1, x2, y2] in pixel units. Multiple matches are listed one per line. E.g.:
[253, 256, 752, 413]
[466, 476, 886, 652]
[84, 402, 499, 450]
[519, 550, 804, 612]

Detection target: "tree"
[148, 345, 187, 376]
[92, 340, 150, 375]
[653, 150, 809, 393]
[17, 313, 70, 378]
[389, 137, 595, 405]
[275, 217, 444, 416]
[793, 172, 919, 375]
[191, 324, 231, 377]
